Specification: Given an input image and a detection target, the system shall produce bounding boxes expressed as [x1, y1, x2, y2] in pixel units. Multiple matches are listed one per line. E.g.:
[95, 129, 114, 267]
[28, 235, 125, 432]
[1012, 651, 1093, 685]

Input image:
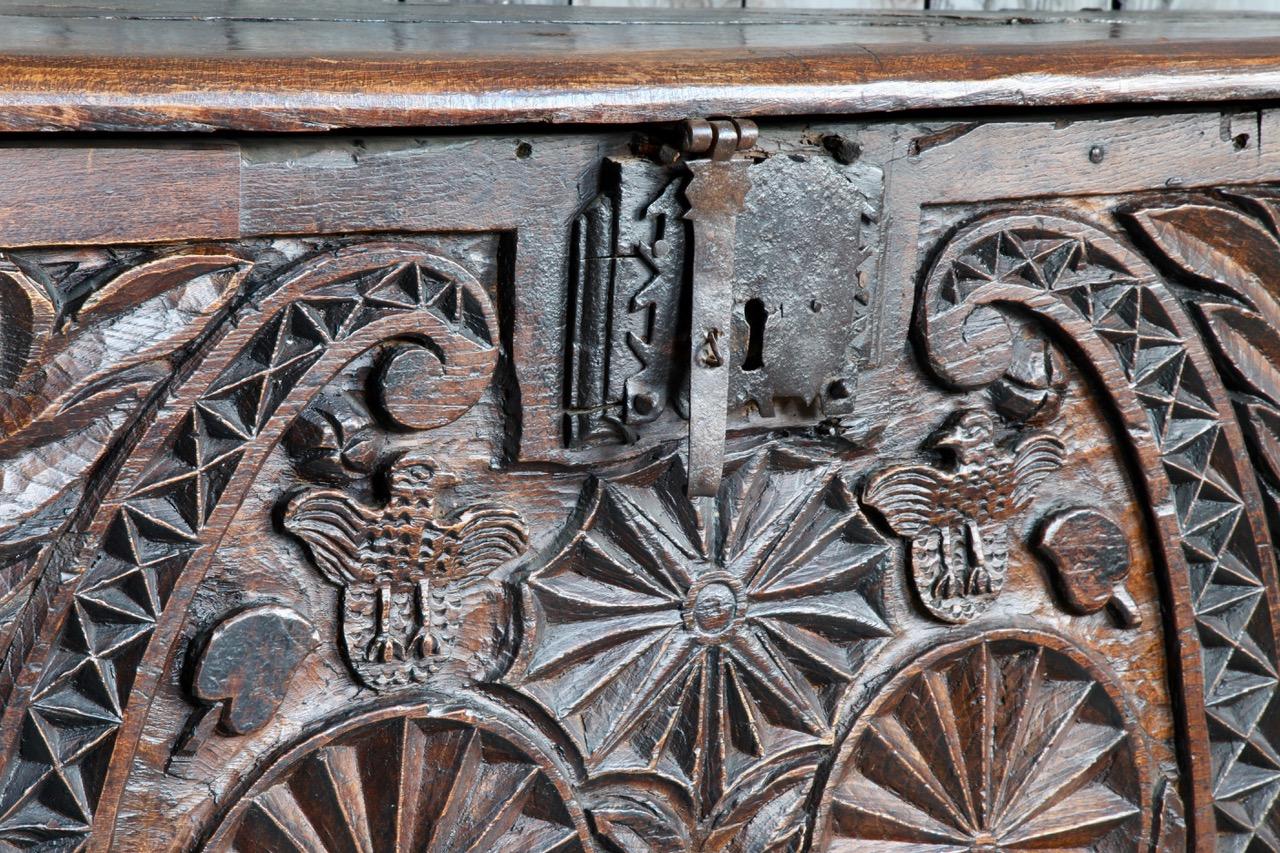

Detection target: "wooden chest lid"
[2, 0, 1280, 133]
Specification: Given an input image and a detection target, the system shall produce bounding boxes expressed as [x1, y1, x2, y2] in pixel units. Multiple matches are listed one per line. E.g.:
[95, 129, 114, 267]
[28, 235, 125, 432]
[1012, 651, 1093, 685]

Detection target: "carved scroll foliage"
[917, 212, 1280, 847]
[1130, 203, 1280, 484]
[0, 251, 252, 708]
[0, 245, 500, 848]
[508, 449, 892, 821]
[0, 252, 251, 539]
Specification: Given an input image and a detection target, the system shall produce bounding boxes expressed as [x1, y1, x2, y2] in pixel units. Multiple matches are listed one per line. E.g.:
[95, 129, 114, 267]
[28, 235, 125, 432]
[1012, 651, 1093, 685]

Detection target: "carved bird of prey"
[283, 454, 529, 689]
[863, 409, 1064, 622]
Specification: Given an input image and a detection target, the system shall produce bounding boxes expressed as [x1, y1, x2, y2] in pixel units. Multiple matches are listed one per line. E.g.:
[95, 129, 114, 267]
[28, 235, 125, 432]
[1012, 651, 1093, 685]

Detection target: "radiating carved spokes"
[510, 451, 893, 817]
[222, 716, 582, 853]
[821, 635, 1145, 851]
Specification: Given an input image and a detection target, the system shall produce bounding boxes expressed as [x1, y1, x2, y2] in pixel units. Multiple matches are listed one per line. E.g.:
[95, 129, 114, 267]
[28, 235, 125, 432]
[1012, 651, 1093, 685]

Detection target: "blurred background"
[473, 0, 1272, 11]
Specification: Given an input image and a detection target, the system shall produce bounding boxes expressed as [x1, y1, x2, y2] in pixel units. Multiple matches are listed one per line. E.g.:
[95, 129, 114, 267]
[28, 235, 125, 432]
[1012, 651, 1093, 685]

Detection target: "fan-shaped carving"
[815, 632, 1148, 851]
[208, 711, 588, 853]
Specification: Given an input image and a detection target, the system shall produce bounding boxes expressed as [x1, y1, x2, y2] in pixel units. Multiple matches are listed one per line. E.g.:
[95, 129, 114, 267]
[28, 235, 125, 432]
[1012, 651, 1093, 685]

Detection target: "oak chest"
[2, 3, 1280, 850]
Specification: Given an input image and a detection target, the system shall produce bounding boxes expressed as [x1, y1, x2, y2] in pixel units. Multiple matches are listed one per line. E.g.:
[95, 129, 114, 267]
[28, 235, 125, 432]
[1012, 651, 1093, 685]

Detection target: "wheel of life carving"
[203, 705, 591, 853]
[813, 630, 1149, 851]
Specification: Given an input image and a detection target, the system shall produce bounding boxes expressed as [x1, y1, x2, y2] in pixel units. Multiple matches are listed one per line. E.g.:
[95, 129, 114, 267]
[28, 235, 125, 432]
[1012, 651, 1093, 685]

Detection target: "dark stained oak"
[3, 6, 1280, 852]
[2, 2, 1280, 131]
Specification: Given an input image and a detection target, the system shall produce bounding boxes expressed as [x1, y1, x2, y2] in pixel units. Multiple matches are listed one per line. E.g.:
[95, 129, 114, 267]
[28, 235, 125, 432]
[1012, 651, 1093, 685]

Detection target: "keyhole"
[743, 298, 767, 372]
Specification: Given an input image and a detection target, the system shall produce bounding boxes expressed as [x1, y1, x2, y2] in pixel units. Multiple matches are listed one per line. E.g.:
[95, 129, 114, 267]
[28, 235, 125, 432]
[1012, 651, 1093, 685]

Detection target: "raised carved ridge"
[0, 242, 502, 848]
[917, 211, 1280, 847]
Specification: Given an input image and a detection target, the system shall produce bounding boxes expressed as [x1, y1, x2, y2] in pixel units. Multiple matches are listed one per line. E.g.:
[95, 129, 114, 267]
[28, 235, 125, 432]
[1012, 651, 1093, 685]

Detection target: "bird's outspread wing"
[445, 504, 530, 582]
[1010, 432, 1066, 509]
[282, 490, 374, 586]
[862, 464, 945, 537]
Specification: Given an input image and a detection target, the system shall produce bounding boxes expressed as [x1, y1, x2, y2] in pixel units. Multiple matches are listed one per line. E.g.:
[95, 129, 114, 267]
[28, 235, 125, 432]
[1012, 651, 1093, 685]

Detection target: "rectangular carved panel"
[2, 114, 1280, 853]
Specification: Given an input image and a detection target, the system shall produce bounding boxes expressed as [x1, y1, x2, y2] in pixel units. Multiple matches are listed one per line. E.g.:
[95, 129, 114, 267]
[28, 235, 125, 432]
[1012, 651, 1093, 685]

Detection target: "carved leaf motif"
[587, 789, 691, 853]
[703, 761, 814, 853]
[1198, 303, 1280, 407]
[0, 251, 251, 443]
[1128, 204, 1280, 314]
[0, 262, 54, 391]
[0, 254, 252, 662]
[0, 413, 122, 544]
[1035, 507, 1140, 628]
[192, 605, 319, 735]
[1243, 401, 1280, 484]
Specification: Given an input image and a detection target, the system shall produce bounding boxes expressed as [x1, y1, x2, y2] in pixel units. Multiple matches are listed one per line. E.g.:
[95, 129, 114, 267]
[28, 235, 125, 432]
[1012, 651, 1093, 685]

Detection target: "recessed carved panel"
[916, 208, 1280, 846]
[0, 237, 508, 848]
[8, 120, 1280, 853]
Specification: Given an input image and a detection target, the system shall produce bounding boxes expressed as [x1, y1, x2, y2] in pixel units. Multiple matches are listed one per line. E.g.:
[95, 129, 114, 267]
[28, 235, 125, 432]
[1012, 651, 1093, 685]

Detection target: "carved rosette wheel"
[814, 631, 1148, 851]
[205, 708, 590, 853]
[508, 449, 893, 817]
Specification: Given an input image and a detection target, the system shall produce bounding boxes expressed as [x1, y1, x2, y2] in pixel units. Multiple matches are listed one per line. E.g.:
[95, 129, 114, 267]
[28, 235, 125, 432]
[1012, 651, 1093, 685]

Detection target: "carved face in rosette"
[508, 449, 894, 817]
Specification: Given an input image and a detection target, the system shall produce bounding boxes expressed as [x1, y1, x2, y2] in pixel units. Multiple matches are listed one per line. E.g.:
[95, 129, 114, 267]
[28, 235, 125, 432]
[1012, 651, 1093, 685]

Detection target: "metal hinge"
[680, 117, 757, 496]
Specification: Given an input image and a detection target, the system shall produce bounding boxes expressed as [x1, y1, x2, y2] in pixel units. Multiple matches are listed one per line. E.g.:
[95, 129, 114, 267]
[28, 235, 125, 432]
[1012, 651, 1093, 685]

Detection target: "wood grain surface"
[2, 1, 1280, 131]
[3, 5, 1280, 850]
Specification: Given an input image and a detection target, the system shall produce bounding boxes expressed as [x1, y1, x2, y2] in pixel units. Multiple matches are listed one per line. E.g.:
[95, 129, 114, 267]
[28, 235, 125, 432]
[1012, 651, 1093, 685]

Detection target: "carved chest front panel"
[2, 111, 1279, 852]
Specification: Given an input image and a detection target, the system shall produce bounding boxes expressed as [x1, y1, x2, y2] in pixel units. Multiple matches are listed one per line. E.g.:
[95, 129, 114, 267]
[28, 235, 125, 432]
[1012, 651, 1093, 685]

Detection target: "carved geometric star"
[510, 450, 892, 816]
[945, 230, 1084, 304]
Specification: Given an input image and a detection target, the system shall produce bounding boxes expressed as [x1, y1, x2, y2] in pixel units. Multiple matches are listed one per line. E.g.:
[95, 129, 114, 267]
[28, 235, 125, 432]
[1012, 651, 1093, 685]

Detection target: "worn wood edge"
[2, 2, 1270, 27]
[3, 42, 1280, 133]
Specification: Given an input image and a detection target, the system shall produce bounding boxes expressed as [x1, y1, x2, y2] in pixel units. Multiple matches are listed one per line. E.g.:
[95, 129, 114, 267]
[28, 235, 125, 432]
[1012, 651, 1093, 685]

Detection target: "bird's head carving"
[386, 452, 460, 508]
[931, 409, 996, 464]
